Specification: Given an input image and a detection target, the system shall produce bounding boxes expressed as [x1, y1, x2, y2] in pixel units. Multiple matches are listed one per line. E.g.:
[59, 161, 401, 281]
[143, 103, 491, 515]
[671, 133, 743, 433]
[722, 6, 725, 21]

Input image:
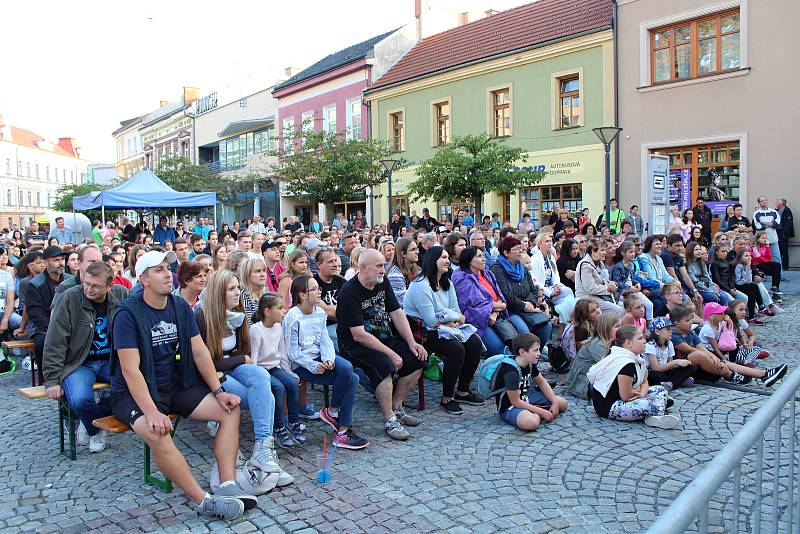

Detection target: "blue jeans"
[733, 290, 749, 304]
[770, 242, 782, 265]
[326, 324, 339, 356]
[268, 367, 300, 428]
[61, 360, 112, 436]
[224, 364, 275, 440]
[482, 326, 506, 356]
[513, 313, 552, 348]
[293, 356, 358, 427]
[699, 289, 734, 305]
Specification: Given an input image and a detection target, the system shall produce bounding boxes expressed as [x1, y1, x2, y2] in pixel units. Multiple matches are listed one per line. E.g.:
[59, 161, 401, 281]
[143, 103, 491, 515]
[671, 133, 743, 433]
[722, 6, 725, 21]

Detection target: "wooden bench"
[17, 382, 111, 460]
[3, 338, 37, 387]
[93, 414, 180, 493]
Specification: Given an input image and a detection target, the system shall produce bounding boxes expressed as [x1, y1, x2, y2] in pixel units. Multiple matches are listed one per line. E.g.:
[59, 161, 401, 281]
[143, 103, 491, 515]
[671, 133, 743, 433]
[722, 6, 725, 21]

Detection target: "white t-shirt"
[698, 323, 720, 351]
[0, 270, 14, 314]
[644, 340, 675, 367]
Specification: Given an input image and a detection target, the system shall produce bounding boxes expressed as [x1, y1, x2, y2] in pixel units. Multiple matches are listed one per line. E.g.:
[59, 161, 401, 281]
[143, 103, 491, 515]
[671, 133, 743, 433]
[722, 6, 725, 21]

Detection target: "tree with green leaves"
[272, 128, 402, 206]
[408, 134, 545, 218]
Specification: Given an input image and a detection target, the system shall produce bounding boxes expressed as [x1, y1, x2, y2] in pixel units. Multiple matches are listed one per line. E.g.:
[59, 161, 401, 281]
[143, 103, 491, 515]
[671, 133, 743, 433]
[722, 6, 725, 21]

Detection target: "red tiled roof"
[370, 0, 613, 91]
[2, 126, 81, 158]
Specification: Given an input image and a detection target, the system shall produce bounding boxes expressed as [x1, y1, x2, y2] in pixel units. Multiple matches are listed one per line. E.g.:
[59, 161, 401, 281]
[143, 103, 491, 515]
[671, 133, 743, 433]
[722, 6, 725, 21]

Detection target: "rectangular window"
[36, 192, 40, 207]
[18, 190, 23, 207]
[390, 111, 405, 152]
[5, 159, 9, 175]
[7, 190, 11, 207]
[651, 9, 740, 84]
[391, 196, 409, 218]
[35, 164, 39, 178]
[117, 143, 123, 161]
[559, 77, 581, 128]
[27, 191, 32, 206]
[26, 163, 30, 177]
[46, 166, 50, 179]
[16, 162, 22, 176]
[348, 99, 361, 140]
[491, 88, 511, 137]
[518, 184, 583, 229]
[433, 101, 451, 146]
[282, 117, 295, 154]
[301, 111, 314, 149]
[323, 105, 336, 133]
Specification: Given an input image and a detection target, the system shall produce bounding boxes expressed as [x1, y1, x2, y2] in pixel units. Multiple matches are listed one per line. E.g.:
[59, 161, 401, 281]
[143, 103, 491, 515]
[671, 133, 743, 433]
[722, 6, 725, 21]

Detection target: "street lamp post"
[380, 159, 399, 225]
[593, 126, 623, 233]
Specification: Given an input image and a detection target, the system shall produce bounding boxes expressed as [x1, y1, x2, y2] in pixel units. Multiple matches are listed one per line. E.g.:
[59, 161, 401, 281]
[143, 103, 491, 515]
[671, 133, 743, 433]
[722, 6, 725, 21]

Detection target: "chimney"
[485, 9, 499, 17]
[458, 12, 469, 26]
[415, 0, 421, 18]
[57, 137, 81, 158]
[159, 100, 169, 108]
[183, 86, 200, 105]
[284, 66, 302, 78]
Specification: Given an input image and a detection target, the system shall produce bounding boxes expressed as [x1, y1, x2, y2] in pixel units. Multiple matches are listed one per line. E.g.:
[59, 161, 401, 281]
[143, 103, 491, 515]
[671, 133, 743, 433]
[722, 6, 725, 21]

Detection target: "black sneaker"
[762, 364, 788, 388]
[453, 391, 485, 406]
[666, 397, 675, 409]
[333, 428, 369, 450]
[726, 372, 752, 385]
[440, 399, 463, 415]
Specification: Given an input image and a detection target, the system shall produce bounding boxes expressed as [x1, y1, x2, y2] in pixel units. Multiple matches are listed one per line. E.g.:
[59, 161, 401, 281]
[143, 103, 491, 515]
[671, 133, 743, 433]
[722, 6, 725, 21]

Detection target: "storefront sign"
[680, 168, 692, 211]
[648, 154, 670, 234]
[706, 201, 735, 217]
[515, 160, 584, 176]
[192, 92, 218, 116]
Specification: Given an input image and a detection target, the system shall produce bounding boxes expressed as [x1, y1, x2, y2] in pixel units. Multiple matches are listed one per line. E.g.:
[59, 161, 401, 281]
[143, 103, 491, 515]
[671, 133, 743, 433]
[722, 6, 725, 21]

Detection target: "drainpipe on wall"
[613, 0, 621, 200]
[364, 95, 374, 227]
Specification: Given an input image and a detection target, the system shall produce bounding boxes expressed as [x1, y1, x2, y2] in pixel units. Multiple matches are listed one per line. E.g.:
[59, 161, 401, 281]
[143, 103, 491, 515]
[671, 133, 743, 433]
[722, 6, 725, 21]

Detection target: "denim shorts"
[499, 388, 551, 428]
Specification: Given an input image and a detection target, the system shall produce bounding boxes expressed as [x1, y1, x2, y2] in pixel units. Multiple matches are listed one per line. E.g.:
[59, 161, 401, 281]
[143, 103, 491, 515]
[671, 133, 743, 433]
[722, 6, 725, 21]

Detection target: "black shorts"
[111, 384, 211, 426]
[342, 336, 424, 390]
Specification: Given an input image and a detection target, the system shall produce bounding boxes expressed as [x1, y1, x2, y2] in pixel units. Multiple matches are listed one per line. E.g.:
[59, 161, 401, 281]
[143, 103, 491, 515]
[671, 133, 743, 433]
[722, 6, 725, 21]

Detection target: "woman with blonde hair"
[196, 269, 291, 483]
[239, 257, 269, 322]
[277, 249, 309, 307]
[344, 247, 364, 280]
[387, 237, 419, 307]
[564, 313, 620, 399]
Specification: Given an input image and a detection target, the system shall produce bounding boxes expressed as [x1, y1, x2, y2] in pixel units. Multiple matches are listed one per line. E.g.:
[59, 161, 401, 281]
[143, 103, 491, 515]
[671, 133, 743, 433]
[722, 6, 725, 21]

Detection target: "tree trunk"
[473, 194, 482, 223]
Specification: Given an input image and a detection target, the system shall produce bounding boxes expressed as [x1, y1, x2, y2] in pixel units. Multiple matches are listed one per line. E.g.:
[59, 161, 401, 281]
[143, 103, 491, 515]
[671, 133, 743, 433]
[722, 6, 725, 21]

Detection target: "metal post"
[213, 204, 217, 229]
[773, 412, 782, 534]
[604, 143, 611, 233]
[733, 464, 741, 532]
[101, 204, 105, 225]
[387, 169, 393, 227]
[756, 436, 764, 534]
[789, 399, 795, 533]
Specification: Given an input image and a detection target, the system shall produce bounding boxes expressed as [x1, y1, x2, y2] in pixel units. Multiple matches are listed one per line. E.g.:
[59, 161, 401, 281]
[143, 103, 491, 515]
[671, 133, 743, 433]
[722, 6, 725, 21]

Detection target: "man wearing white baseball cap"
[110, 250, 256, 519]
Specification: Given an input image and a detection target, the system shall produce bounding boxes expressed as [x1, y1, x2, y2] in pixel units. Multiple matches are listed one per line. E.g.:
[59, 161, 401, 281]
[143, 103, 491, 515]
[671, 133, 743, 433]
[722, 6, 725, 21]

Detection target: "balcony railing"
[202, 160, 244, 174]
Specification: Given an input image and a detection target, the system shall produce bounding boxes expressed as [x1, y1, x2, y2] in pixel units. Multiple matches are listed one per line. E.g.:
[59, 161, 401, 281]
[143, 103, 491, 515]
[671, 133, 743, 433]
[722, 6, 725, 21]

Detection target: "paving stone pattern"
[2, 274, 799, 533]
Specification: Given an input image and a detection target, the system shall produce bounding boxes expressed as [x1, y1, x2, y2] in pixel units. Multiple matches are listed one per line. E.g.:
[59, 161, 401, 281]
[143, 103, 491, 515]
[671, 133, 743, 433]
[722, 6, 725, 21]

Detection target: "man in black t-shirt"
[314, 248, 345, 351]
[336, 249, 428, 441]
[660, 234, 703, 312]
[43, 262, 123, 453]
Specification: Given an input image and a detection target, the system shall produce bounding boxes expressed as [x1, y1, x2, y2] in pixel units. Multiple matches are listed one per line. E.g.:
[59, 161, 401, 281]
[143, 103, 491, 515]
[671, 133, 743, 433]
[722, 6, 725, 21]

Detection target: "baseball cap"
[436, 226, 448, 233]
[43, 245, 69, 259]
[261, 240, 280, 252]
[703, 302, 728, 321]
[135, 250, 177, 280]
[648, 316, 675, 333]
[305, 238, 321, 251]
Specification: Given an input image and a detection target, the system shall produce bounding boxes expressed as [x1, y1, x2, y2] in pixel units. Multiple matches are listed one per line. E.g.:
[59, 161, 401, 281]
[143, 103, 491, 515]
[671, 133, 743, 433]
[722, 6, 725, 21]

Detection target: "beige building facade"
[617, 0, 800, 265]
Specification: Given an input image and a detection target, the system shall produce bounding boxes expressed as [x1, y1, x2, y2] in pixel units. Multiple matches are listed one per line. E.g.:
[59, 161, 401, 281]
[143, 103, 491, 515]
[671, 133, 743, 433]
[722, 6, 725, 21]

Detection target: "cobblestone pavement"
[2, 274, 799, 534]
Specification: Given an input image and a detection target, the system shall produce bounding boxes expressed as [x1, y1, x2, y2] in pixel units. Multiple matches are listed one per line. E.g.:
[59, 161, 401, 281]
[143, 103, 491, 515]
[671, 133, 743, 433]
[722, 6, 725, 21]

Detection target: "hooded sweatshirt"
[282, 305, 335, 374]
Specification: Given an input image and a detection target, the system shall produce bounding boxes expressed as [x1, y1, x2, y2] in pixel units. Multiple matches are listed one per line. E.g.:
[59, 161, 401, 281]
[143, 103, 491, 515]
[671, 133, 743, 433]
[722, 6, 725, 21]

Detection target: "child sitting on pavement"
[494, 333, 568, 432]
[725, 300, 770, 364]
[621, 295, 646, 332]
[644, 316, 695, 390]
[588, 325, 681, 429]
[670, 305, 786, 387]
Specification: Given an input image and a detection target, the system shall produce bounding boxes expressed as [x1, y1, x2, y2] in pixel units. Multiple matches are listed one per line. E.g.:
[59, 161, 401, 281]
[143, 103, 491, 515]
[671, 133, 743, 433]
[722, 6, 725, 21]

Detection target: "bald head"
[357, 248, 387, 287]
[358, 248, 384, 267]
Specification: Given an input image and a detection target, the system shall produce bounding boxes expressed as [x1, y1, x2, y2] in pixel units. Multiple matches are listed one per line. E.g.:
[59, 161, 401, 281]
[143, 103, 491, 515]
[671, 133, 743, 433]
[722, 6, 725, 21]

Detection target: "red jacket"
[751, 244, 772, 266]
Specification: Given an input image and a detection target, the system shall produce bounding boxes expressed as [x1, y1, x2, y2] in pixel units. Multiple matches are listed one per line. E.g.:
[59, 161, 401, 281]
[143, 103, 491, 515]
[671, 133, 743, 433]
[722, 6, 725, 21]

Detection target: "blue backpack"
[476, 353, 521, 399]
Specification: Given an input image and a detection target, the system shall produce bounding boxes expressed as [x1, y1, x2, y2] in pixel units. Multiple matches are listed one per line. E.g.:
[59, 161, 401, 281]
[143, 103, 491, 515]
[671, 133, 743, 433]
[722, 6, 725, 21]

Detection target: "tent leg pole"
[101, 205, 105, 224]
[213, 205, 217, 228]
[173, 208, 177, 228]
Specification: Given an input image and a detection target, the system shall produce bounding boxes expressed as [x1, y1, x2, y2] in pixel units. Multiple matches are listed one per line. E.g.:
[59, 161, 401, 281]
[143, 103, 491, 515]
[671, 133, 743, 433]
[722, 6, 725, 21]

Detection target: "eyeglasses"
[84, 283, 109, 291]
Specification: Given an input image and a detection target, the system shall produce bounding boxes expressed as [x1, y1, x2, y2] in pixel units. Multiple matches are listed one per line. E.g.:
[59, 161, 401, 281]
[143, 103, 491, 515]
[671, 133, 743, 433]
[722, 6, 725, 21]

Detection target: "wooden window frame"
[652, 140, 741, 206]
[650, 8, 741, 85]
[430, 97, 452, 148]
[559, 77, 581, 129]
[387, 109, 405, 153]
[550, 68, 584, 131]
[487, 84, 513, 138]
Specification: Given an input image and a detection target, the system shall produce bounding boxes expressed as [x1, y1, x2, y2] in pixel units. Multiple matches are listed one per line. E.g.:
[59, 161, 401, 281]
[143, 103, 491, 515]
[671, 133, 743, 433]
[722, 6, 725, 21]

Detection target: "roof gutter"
[365, 24, 613, 95]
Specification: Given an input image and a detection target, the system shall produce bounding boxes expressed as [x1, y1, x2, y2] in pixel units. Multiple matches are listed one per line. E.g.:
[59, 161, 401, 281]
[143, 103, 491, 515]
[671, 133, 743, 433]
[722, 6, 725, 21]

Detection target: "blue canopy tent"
[72, 168, 217, 224]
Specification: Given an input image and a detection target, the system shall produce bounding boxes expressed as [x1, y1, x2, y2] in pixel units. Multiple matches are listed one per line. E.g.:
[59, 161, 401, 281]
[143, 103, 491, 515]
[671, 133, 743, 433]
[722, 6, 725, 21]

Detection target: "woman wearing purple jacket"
[451, 247, 529, 355]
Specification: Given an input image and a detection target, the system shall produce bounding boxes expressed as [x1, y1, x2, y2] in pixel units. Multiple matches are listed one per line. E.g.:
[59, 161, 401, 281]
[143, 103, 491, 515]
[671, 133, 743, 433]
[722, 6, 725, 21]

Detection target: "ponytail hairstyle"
[622, 295, 640, 312]
[613, 240, 635, 264]
[614, 325, 643, 348]
[253, 291, 283, 323]
[290, 275, 312, 307]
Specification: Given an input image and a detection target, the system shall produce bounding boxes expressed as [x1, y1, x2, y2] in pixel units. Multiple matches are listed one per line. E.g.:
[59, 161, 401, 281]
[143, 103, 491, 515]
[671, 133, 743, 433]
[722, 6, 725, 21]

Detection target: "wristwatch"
[212, 386, 224, 397]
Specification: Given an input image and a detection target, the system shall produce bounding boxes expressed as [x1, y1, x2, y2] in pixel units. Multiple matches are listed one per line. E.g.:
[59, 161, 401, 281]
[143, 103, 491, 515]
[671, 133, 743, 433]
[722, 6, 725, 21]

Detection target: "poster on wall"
[669, 169, 692, 211]
[703, 167, 735, 216]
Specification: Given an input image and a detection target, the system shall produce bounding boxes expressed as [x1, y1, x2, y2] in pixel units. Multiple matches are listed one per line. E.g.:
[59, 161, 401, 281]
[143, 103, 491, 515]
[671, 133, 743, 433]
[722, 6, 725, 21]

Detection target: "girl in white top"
[250, 292, 304, 448]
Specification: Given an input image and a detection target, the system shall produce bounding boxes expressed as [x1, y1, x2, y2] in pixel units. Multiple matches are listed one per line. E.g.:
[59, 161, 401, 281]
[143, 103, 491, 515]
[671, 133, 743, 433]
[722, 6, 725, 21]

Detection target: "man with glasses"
[469, 229, 495, 268]
[43, 262, 125, 453]
[262, 240, 285, 292]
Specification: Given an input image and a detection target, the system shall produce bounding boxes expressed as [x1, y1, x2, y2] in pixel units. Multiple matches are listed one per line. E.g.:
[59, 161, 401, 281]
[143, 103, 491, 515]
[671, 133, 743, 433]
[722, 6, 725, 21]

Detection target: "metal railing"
[648, 367, 800, 533]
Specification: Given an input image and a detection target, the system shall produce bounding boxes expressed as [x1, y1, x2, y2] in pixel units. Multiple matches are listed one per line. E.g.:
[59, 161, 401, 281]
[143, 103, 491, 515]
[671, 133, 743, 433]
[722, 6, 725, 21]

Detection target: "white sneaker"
[276, 470, 294, 487]
[207, 421, 219, 437]
[89, 430, 107, 453]
[771, 303, 785, 313]
[644, 414, 681, 429]
[250, 437, 281, 473]
[76, 421, 90, 446]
